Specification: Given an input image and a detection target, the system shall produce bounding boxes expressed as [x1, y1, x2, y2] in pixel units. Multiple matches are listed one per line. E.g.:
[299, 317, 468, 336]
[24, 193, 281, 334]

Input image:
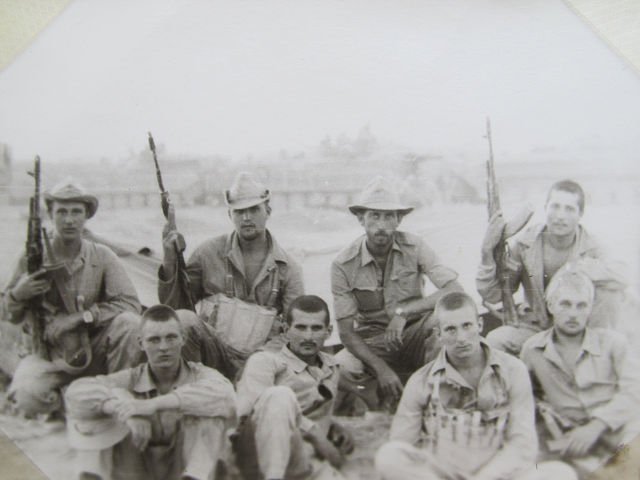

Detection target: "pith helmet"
[348, 176, 414, 215]
[224, 172, 270, 210]
[44, 181, 99, 218]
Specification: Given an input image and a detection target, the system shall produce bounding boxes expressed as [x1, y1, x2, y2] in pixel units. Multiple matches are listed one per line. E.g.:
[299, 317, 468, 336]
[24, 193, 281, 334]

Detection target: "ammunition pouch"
[196, 293, 278, 357]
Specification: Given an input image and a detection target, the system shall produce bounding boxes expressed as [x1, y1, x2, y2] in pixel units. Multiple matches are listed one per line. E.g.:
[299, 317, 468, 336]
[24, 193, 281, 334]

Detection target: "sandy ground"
[0, 201, 638, 479]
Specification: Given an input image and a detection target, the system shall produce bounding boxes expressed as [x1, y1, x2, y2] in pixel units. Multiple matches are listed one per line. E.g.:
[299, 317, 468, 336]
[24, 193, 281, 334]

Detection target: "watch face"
[83, 311, 93, 323]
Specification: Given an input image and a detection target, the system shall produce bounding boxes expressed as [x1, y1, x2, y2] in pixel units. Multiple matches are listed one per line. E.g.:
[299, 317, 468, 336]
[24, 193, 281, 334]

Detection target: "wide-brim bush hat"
[224, 172, 270, 210]
[44, 181, 99, 218]
[348, 176, 414, 215]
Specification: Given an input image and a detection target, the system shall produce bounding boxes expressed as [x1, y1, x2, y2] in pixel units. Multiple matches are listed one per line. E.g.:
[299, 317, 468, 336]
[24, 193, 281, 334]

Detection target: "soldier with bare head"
[158, 172, 305, 377]
[375, 291, 576, 480]
[477, 179, 626, 355]
[520, 269, 640, 475]
[65, 304, 236, 480]
[331, 176, 463, 412]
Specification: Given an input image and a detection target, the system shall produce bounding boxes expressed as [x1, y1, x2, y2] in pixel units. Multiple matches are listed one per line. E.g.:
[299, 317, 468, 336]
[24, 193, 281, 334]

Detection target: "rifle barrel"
[148, 132, 166, 194]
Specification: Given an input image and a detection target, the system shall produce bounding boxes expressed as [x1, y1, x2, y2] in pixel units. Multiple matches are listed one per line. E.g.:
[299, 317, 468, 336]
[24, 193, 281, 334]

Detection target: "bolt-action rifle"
[148, 132, 195, 311]
[484, 119, 533, 327]
[25, 156, 49, 358]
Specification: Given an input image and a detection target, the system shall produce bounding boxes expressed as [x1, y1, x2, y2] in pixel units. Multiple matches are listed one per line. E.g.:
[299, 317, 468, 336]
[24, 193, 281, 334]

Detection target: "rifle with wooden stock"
[25, 156, 49, 358]
[484, 119, 532, 327]
[148, 132, 195, 311]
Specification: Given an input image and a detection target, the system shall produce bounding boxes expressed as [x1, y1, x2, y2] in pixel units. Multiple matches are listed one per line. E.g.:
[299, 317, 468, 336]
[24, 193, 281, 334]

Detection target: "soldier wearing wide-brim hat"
[158, 171, 304, 376]
[44, 181, 100, 219]
[3, 180, 143, 418]
[331, 176, 464, 414]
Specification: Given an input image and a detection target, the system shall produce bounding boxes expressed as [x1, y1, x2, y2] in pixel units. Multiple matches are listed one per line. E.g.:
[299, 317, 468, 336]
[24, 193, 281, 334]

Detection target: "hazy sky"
[1, 0, 639, 165]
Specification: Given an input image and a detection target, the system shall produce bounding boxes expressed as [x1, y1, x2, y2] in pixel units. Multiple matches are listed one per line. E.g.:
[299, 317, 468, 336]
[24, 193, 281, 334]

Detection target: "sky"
[0, 0, 639, 166]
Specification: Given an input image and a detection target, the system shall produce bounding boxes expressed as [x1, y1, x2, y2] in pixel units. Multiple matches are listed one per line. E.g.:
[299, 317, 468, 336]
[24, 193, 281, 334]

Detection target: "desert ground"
[0, 199, 638, 479]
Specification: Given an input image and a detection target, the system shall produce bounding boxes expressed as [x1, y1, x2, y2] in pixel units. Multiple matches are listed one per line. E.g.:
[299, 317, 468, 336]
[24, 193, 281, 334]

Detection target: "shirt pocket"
[353, 286, 385, 312]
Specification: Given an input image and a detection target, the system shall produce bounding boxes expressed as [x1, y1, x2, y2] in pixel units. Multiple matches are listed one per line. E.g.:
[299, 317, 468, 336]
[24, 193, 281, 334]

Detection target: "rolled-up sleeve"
[417, 240, 458, 288]
[91, 246, 141, 325]
[174, 364, 236, 419]
[2, 256, 29, 324]
[389, 370, 429, 445]
[331, 261, 358, 322]
[476, 244, 523, 304]
[591, 336, 640, 431]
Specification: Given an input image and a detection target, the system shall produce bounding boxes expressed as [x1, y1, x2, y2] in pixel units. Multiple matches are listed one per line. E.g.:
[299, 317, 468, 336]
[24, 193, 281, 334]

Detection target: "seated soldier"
[159, 172, 304, 378]
[234, 295, 353, 480]
[331, 176, 463, 412]
[477, 179, 626, 355]
[520, 269, 640, 475]
[375, 291, 575, 480]
[64, 304, 236, 480]
[2, 181, 142, 417]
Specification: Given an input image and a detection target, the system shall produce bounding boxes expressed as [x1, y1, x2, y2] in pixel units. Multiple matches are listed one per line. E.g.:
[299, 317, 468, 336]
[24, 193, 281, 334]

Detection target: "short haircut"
[140, 304, 182, 333]
[545, 268, 594, 306]
[286, 295, 330, 326]
[546, 179, 585, 214]
[434, 291, 478, 323]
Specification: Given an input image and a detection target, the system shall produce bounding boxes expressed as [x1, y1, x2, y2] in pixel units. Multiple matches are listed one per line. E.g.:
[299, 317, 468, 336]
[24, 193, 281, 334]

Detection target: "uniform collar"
[531, 327, 601, 358]
[430, 340, 500, 389]
[280, 344, 336, 374]
[358, 235, 403, 267]
[132, 360, 192, 394]
[519, 223, 596, 256]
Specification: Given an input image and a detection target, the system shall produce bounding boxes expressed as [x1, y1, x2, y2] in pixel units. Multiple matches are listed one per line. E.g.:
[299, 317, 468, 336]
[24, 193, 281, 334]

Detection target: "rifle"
[148, 132, 195, 311]
[484, 119, 532, 327]
[25, 156, 49, 358]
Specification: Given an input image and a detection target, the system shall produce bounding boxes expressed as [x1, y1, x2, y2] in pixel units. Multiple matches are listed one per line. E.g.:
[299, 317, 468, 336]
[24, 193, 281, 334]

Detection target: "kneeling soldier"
[235, 295, 353, 480]
[375, 292, 575, 480]
[65, 304, 236, 480]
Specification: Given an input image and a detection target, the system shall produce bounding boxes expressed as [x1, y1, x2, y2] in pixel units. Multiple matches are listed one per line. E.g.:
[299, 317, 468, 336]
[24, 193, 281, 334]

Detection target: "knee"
[254, 386, 298, 418]
[335, 348, 365, 377]
[485, 326, 513, 347]
[176, 309, 201, 332]
[8, 355, 63, 417]
[374, 441, 407, 478]
[111, 312, 141, 335]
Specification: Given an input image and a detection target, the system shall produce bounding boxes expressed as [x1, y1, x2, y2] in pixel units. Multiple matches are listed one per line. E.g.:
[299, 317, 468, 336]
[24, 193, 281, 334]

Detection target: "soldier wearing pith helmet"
[158, 171, 305, 376]
[331, 176, 464, 413]
[3, 180, 143, 417]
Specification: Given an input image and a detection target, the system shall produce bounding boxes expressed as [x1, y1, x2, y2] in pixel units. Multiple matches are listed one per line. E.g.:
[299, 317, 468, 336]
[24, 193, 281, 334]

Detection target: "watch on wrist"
[82, 310, 94, 324]
[394, 307, 406, 318]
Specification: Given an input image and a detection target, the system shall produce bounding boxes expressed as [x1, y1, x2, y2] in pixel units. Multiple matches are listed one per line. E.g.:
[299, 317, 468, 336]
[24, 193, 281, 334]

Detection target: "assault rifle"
[25, 156, 49, 357]
[484, 119, 532, 327]
[148, 132, 195, 311]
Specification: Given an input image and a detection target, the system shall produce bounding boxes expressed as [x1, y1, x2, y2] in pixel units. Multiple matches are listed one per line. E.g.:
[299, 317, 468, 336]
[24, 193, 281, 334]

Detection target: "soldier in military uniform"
[159, 172, 304, 377]
[375, 291, 576, 480]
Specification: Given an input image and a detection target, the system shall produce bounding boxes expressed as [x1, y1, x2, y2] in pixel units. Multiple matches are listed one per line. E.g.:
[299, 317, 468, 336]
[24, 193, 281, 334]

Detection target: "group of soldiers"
[1, 171, 637, 480]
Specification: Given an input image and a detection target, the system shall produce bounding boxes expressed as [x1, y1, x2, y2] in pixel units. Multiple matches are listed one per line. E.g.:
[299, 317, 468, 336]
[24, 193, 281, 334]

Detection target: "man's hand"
[375, 363, 403, 406]
[44, 311, 84, 343]
[304, 426, 345, 469]
[481, 212, 506, 257]
[328, 422, 355, 456]
[384, 315, 406, 351]
[161, 204, 185, 277]
[126, 417, 152, 451]
[562, 419, 608, 458]
[114, 398, 158, 422]
[10, 269, 50, 302]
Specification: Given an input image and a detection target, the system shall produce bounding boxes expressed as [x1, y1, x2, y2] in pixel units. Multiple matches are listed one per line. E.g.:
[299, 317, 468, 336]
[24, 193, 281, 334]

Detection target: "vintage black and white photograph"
[0, 1, 639, 479]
